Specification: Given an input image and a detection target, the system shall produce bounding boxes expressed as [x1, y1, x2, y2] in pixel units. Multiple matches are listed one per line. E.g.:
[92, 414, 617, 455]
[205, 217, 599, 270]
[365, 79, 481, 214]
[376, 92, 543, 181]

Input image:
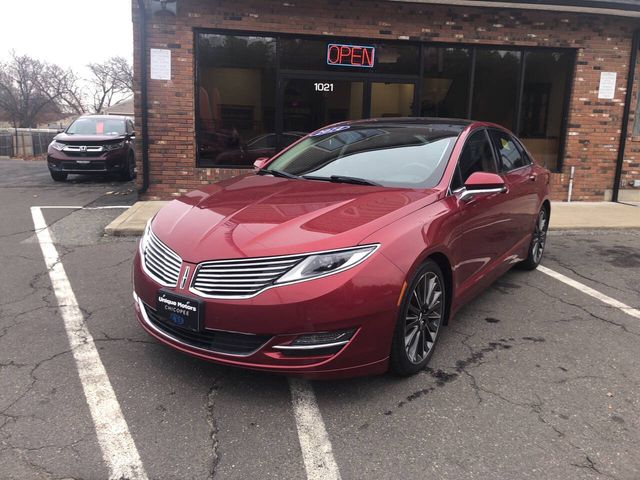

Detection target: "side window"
[451, 130, 497, 190]
[491, 131, 528, 172]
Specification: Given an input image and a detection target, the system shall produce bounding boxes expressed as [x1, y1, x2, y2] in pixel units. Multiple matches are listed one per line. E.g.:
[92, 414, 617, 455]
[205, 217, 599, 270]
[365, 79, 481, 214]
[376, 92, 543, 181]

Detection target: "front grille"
[191, 254, 307, 298]
[62, 160, 106, 171]
[143, 303, 271, 355]
[142, 231, 182, 287]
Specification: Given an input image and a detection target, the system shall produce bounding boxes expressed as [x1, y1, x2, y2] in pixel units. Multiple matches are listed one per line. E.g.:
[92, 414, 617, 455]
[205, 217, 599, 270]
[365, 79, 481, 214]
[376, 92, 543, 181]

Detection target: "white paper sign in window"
[598, 72, 617, 100]
[150, 48, 171, 81]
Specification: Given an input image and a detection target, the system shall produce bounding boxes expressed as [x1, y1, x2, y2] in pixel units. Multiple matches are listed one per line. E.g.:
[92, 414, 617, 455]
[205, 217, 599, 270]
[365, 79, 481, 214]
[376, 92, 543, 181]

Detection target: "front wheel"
[390, 259, 446, 376]
[50, 171, 68, 182]
[120, 153, 136, 181]
[518, 206, 549, 270]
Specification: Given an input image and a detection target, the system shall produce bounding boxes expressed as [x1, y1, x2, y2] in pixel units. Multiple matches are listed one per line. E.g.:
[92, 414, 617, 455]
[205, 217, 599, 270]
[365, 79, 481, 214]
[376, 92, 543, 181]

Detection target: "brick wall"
[132, 0, 639, 201]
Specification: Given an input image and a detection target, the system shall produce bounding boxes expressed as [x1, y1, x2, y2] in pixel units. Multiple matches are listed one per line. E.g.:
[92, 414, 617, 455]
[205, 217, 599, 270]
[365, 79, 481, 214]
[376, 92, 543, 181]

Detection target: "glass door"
[281, 78, 364, 134]
[369, 81, 416, 118]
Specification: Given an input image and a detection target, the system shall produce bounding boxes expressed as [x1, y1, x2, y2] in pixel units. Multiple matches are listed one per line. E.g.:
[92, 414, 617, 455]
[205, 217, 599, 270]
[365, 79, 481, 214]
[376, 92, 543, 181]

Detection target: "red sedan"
[133, 119, 550, 378]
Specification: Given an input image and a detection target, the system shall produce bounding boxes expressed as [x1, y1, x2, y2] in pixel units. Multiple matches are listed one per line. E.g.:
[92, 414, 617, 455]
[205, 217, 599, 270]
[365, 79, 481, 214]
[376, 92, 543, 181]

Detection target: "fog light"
[291, 329, 355, 346]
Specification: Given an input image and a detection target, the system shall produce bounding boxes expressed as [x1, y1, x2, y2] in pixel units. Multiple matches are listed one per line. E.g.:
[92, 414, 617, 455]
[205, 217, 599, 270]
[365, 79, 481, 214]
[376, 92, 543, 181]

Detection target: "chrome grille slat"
[142, 231, 182, 287]
[146, 247, 181, 270]
[191, 254, 307, 298]
[196, 272, 280, 279]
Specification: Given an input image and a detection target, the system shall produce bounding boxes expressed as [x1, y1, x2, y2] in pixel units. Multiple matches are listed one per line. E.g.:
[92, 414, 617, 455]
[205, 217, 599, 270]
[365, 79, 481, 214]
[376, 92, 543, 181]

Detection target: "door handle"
[529, 175, 537, 182]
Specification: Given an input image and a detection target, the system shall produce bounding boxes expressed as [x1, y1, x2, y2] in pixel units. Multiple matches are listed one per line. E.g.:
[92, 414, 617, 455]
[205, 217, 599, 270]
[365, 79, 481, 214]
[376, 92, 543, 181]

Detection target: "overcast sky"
[1, 0, 133, 74]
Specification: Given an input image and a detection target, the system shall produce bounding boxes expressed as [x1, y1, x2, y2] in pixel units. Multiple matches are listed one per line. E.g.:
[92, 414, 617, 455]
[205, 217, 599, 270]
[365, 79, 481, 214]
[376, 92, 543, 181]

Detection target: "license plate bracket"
[155, 290, 203, 332]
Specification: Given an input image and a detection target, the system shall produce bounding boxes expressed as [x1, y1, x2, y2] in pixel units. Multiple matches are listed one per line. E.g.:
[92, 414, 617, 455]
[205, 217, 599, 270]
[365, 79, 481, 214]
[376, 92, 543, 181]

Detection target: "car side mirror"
[459, 172, 506, 202]
[253, 157, 270, 171]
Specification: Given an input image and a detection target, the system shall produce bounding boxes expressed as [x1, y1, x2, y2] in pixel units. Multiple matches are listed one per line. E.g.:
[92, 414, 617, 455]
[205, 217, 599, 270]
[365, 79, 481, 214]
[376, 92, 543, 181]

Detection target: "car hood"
[151, 174, 440, 263]
[55, 133, 126, 143]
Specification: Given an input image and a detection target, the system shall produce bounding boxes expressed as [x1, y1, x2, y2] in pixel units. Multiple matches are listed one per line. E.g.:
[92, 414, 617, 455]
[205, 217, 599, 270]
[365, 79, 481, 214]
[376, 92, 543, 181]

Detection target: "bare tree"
[87, 56, 133, 113]
[0, 51, 86, 127]
[0, 52, 52, 128]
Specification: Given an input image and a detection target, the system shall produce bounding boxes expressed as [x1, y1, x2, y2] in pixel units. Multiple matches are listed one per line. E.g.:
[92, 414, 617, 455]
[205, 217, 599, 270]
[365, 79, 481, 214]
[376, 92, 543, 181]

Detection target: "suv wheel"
[120, 153, 136, 181]
[50, 171, 68, 182]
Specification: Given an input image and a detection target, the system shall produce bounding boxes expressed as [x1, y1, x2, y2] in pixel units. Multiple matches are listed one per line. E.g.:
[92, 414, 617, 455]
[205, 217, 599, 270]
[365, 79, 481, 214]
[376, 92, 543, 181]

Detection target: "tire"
[50, 171, 68, 182]
[120, 152, 136, 181]
[390, 259, 446, 376]
[518, 206, 549, 271]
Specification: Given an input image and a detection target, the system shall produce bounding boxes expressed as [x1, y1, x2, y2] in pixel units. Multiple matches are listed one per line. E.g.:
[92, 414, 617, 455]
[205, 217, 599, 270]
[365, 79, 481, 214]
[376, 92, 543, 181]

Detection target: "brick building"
[132, 0, 640, 201]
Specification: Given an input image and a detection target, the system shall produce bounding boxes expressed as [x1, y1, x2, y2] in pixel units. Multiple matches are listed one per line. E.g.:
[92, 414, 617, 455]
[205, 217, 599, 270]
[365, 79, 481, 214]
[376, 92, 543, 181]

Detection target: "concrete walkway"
[105, 199, 640, 236]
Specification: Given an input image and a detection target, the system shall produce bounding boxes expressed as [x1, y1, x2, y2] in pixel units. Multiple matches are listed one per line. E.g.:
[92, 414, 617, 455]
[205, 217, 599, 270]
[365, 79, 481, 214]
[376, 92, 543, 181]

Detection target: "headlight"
[139, 219, 152, 257]
[50, 141, 65, 151]
[104, 141, 125, 151]
[275, 245, 378, 284]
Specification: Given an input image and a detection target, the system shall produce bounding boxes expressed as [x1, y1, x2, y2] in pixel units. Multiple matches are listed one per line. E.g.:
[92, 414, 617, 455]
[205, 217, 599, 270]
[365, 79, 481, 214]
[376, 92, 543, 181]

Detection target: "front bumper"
[47, 149, 128, 174]
[132, 249, 404, 379]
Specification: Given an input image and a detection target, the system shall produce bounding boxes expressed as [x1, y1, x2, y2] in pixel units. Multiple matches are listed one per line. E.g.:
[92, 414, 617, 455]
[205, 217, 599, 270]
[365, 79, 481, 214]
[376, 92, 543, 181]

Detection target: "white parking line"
[30, 206, 148, 480]
[538, 265, 640, 320]
[289, 378, 342, 480]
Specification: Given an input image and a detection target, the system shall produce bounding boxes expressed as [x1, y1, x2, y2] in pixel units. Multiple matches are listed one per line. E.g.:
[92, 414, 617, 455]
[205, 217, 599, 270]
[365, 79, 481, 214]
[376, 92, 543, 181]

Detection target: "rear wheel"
[390, 259, 445, 376]
[50, 171, 67, 182]
[519, 206, 549, 270]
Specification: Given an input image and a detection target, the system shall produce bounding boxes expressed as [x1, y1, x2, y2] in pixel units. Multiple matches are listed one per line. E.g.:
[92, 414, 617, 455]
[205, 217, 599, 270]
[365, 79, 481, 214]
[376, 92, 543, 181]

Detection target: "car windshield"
[66, 118, 126, 136]
[265, 125, 459, 188]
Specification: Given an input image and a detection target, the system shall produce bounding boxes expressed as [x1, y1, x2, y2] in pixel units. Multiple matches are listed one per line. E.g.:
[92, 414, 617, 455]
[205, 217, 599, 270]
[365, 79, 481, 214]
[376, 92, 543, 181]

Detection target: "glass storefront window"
[196, 34, 277, 167]
[471, 49, 522, 131]
[422, 47, 471, 118]
[518, 51, 574, 171]
[194, 32, 574, 172]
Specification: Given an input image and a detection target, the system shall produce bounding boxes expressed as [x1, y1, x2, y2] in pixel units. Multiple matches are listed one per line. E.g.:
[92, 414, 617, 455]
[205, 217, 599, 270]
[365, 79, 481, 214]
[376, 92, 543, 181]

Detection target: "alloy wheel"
[532, 209, 548, 263]
[404, 272, 443, 364]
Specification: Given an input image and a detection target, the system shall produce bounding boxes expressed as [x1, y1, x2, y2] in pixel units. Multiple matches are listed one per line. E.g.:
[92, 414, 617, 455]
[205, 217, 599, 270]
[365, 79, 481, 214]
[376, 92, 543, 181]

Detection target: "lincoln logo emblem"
[180, 266, 190, 289]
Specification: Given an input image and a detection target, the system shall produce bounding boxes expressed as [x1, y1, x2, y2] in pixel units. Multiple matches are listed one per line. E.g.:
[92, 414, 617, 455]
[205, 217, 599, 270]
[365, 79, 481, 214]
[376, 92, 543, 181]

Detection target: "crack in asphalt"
[206, 383, 221, 480]
[523, 280, 640, 337]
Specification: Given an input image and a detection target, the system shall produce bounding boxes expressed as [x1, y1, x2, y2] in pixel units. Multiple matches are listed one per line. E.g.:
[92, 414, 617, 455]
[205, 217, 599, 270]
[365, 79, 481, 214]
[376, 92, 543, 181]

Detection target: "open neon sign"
[326, 44, 375, 68]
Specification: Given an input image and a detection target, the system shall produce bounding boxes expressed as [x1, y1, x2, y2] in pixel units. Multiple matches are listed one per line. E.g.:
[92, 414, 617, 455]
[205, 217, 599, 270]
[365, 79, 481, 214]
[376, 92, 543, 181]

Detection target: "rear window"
[266, 125, 459, 189]
[67, 118, 126, 136]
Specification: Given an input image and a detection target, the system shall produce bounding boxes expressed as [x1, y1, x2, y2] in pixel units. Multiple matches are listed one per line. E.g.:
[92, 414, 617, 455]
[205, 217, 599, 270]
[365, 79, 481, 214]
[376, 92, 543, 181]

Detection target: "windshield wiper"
[257, 168, 300, 180]
[303, 175, 381, 186]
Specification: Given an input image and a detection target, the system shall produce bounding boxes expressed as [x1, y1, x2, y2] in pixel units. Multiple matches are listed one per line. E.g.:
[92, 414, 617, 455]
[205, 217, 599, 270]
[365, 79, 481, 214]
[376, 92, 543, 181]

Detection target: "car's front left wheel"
[390, 259, 445, 376]
[50, 171, 67, 182]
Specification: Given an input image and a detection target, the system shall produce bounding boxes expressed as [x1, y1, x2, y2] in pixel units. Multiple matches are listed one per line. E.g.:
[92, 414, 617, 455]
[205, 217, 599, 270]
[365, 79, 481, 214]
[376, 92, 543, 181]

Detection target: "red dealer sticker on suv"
[326, 44, 375, 68]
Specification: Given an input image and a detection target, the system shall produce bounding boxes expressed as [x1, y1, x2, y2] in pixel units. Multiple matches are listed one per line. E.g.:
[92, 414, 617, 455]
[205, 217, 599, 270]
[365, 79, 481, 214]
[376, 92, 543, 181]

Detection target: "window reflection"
[472, 49, 521, 131]
[197, 34, 277, 167]
[422, 47, 471, 118]
[519, 51, 574, 171]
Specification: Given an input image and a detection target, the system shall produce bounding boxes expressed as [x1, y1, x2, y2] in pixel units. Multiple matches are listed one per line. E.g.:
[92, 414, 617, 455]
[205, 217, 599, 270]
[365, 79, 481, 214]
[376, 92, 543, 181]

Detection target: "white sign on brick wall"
[598, 72, 617, 100]
[150, 49, 171, 81]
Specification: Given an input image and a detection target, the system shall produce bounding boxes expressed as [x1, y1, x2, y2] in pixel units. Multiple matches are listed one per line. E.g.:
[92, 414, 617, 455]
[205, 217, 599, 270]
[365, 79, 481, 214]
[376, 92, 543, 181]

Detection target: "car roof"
[77, 115, 131, 121]
[336, 117, 474, 132]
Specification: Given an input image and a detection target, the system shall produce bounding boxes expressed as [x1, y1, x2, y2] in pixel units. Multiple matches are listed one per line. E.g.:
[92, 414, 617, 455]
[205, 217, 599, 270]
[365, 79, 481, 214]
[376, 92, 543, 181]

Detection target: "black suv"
[47, 115, 136, 181]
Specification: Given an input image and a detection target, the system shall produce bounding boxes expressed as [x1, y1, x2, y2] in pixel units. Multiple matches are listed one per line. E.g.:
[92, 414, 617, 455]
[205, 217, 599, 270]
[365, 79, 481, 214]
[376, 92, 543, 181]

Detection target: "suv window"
[451, 130, 497, 191]
[490, 130, 530, 172]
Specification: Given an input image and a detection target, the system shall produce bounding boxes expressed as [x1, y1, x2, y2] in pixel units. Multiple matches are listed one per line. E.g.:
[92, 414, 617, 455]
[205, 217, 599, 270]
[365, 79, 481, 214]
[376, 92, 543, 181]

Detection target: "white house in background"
[102, 96, 134, 116]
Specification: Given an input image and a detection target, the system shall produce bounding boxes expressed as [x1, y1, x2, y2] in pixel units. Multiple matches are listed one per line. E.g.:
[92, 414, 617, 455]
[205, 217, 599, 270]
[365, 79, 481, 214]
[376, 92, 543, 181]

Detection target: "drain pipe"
[612, 28, 640, 203]
[567, 166, 575, 202]
[136, 0, 150, 195]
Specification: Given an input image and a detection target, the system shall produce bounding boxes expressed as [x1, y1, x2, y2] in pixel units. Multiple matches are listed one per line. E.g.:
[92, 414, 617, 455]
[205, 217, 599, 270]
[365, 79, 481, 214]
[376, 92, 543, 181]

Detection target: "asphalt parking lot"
[1, 159, 639, 480]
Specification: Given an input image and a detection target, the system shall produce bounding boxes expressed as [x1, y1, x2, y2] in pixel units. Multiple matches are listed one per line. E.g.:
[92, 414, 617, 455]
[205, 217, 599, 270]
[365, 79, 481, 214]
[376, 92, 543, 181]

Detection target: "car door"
[449, 129, 515, 304]
[489, 129, 538, 245]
